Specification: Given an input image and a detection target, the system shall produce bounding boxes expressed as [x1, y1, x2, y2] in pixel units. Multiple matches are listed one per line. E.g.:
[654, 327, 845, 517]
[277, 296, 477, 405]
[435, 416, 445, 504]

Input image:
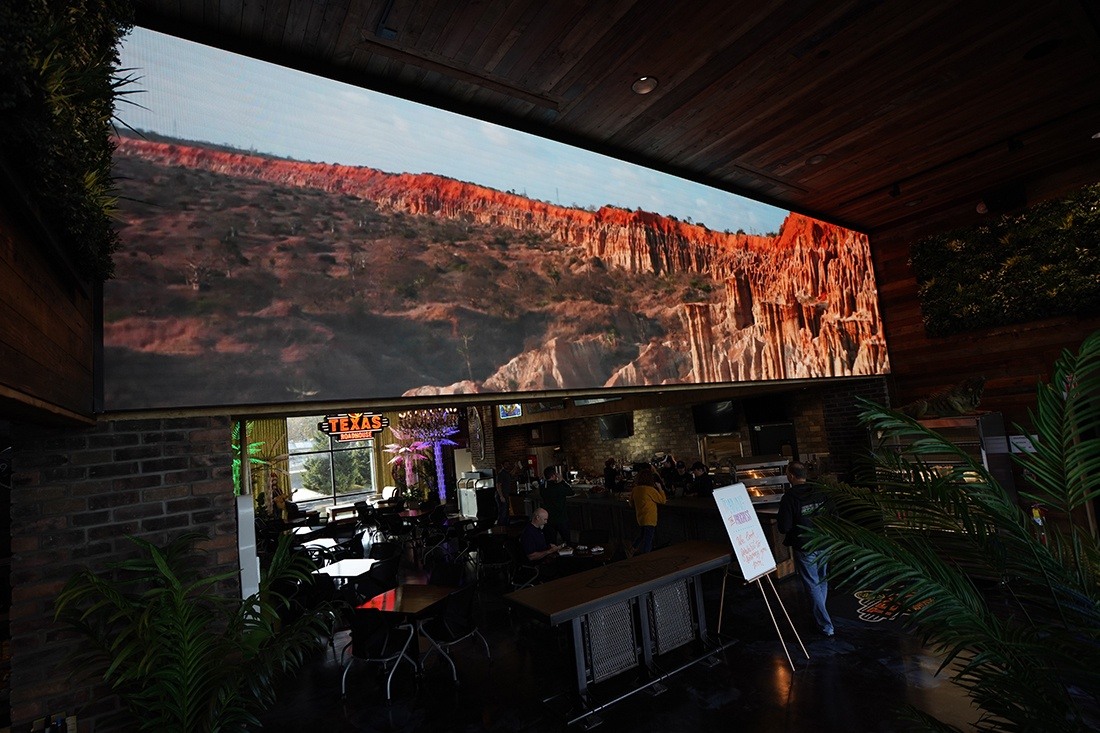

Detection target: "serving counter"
[505, 541, 735, 726]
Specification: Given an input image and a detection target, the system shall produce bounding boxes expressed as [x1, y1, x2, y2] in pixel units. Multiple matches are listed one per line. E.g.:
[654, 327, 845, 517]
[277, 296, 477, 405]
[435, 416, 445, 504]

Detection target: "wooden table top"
[505, 540, 732, 625]
[358, 583, 456, 618]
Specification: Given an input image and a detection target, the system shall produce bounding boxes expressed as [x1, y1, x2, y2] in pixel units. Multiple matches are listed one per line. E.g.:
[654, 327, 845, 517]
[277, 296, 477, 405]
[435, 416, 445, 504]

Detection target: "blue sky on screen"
[118, 27, 788, 235]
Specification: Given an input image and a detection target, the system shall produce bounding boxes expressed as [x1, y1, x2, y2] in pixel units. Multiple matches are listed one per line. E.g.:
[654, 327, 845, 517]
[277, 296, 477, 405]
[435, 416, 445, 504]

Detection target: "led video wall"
[104, 28, 890, 411]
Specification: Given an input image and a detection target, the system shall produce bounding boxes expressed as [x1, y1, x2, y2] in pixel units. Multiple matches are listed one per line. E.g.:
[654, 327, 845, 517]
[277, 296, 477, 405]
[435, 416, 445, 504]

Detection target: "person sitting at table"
[687, 461, 716, 497]
[630, 467, 666, 556]
[520, 508, 563, 564]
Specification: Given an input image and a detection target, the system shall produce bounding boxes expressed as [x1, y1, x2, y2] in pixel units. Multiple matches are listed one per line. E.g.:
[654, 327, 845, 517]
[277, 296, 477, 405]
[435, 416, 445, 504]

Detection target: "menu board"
[713, 482, 777, 582]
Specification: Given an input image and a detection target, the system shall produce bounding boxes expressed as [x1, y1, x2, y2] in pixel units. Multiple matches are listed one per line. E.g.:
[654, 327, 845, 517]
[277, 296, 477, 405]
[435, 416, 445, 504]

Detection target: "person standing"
[670, 460, 693, 496]
[496, 461, 517, 527]
[630, 467, 666, 555]
[603, 457, 624, 492]
[687, 461, 715, 497]
[540, 466, 575, 545]
[658, 454, 678, 495]
[776, 461, 834, 637]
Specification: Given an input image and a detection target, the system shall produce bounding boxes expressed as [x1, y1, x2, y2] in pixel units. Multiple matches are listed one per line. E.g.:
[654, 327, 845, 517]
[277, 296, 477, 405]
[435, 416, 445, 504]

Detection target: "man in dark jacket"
[776, 461, 834, 637]
[687, 461, 715, 497]
[540, 466, 575, 545]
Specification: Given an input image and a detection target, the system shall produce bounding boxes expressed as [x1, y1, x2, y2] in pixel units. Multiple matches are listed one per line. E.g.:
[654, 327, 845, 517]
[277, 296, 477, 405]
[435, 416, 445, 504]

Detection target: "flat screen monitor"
[599, 413, 634, 440]
[692, 400, 738, 434]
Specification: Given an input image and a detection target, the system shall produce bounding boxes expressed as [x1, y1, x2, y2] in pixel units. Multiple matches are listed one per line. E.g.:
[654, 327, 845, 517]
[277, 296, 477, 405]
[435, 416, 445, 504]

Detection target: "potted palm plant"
[55, 531, 332, 732]
[810, 330, 1100, 731]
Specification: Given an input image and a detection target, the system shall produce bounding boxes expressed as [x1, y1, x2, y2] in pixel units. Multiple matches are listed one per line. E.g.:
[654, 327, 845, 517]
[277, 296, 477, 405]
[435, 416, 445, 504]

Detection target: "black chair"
[340, 608, 416, 701]
[418, 583, 490, 682]
[303, 572, 344, 659]
[471, 533, 511, 586]
[428, 559, 467, 586]
[368, 540, 401, 560]
[302, 543, 336, 567]
[504, 536, 540, 590]
[354, 555, 400, 602]
[377, 511, 413, 548]
[355, 502, 382, 544]
[331, 535, 363, 561]
[425, 504, 448, 526]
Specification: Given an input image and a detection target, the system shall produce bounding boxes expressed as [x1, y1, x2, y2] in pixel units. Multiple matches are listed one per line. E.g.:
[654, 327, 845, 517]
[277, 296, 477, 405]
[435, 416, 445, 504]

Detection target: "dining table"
[553, 545, 610, 574]
[359, 583, 454, 616]
[359, 583, 458, 673]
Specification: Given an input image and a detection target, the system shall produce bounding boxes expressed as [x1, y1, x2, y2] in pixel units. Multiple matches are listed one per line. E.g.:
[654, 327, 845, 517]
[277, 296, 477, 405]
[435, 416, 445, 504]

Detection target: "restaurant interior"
[2, 1, 1099, 731]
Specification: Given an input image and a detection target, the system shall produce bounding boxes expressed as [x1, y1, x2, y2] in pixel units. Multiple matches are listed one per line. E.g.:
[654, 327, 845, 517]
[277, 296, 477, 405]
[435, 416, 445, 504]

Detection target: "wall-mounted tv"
[104, 28, 890, 411]
[498, 404, 523, 420]
[691, 400, 739, 435]
[598, 413, 634, 440]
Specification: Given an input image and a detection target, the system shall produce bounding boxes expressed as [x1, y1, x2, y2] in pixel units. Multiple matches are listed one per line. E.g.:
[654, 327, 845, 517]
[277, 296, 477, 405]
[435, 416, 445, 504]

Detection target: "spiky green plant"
[231, 420, 269, 496]
[55, 531, 332, 732]
[811, 330, 1100, 732]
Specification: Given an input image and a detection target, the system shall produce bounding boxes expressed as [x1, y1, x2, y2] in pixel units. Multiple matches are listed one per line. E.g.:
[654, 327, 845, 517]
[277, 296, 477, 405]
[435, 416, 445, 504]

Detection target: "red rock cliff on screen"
[105, 134, 889, 410]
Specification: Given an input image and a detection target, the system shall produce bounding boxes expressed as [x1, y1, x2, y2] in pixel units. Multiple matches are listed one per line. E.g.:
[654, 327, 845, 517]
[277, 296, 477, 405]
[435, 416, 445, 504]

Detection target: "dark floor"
[256, 543, 975, 733]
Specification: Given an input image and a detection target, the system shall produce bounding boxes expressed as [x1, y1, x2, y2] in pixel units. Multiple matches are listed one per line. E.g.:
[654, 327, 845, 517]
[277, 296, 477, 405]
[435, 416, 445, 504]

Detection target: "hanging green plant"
[910, 183, 1100, 337]
[1, 1, 135, 282]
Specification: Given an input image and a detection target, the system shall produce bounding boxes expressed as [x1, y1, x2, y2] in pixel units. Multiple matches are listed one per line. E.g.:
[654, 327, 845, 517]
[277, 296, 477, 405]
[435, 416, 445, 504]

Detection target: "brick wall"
[8, 416, 239, 731]
[491, 424, 529, 473]
[819, 379, 891, 482]
[556, 383, 887, 482]
[564, 405, 701, 477]
[790, 390, 829, 457]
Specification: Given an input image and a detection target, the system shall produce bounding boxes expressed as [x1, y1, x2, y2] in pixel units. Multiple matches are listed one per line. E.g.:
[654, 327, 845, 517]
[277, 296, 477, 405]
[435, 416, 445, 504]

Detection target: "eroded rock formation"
[113, 136, 890, 395]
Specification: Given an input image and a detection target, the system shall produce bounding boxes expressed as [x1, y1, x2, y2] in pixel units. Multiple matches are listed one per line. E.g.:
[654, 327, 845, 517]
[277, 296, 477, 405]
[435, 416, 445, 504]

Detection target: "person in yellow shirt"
[631, 467, 666, 555]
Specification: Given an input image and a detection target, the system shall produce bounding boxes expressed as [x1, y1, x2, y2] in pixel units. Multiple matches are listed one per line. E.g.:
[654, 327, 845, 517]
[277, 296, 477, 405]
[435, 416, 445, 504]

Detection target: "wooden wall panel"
[0, 202, 95, 424]
[870, 227, 1100, 431]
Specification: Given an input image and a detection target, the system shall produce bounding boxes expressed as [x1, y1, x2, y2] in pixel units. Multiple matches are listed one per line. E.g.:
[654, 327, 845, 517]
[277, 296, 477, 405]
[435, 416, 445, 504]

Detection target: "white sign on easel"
[712, 482, 809, 670]
[713, 482, 776, 581]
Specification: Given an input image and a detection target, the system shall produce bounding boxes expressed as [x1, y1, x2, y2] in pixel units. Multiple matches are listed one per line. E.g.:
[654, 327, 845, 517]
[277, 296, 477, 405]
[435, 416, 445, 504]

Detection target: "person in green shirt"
[540, 466, 575, 545]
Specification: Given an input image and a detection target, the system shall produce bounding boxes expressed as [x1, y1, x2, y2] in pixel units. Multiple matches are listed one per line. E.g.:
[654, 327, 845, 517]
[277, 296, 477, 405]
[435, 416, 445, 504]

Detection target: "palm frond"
[812, 331, 1100, 731]
[54, 531, 330, 731]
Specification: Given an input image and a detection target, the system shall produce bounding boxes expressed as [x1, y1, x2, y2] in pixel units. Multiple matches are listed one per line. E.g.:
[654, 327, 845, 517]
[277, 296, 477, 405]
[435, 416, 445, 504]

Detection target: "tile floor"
[256, 545, 974, 733]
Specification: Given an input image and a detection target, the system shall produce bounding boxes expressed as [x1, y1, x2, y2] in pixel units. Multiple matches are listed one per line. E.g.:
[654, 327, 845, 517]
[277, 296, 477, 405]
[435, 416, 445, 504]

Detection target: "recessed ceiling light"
[807, 154, 828, 165]
[1093, 131, 1100, 139]
[905, 198, 923, 207]
[632, 76, 658, 94]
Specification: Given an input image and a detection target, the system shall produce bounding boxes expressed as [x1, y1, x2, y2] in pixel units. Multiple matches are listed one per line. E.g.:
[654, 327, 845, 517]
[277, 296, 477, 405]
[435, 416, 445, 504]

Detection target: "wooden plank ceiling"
[132, 0, 1100, 239]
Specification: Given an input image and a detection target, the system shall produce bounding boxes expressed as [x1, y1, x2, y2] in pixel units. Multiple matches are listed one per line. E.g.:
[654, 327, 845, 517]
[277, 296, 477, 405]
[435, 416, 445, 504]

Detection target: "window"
[286, 415, 377, 508]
